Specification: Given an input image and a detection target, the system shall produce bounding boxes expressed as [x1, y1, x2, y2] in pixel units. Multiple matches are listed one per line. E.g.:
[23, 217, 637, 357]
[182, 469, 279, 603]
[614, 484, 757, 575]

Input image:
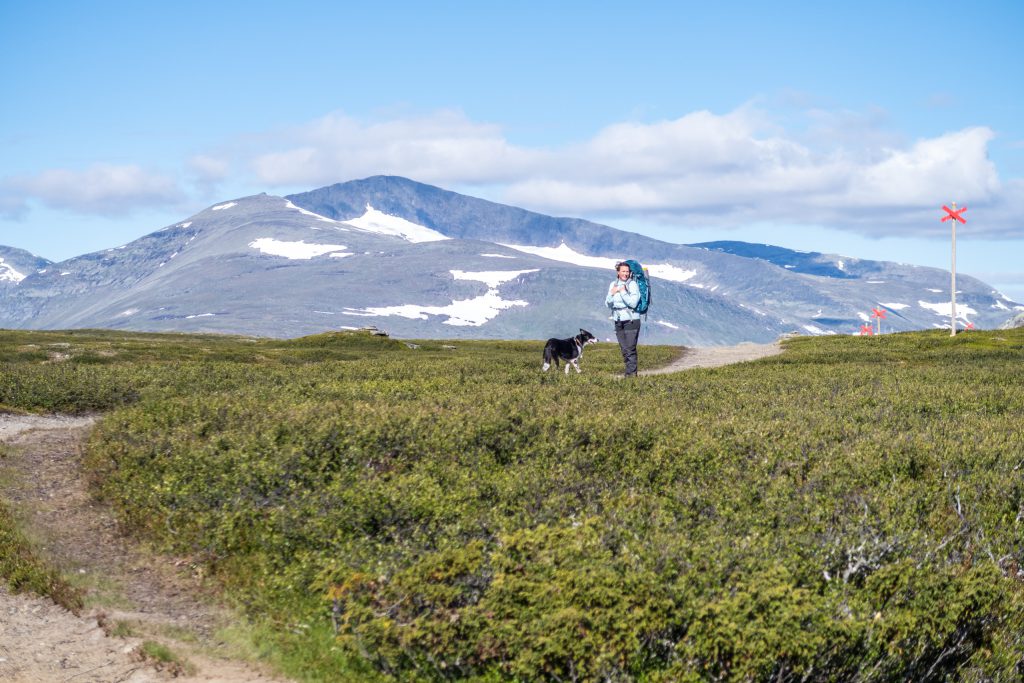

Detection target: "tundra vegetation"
[0, 327, 1022, 682]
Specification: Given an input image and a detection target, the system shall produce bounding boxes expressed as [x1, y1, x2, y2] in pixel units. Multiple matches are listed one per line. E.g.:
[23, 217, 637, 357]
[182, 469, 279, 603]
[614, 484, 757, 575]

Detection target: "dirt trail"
[640, 340, 784, 375]
[0, 415, 293, 683]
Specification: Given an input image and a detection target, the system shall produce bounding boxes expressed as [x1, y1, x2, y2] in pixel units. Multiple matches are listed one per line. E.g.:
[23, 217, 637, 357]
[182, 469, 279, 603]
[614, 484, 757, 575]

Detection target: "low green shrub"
[2, 327, 1022, 680]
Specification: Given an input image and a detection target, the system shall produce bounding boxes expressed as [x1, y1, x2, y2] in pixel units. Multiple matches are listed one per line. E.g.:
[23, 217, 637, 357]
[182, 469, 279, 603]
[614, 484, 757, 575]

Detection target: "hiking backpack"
[622, 259, 651, 315]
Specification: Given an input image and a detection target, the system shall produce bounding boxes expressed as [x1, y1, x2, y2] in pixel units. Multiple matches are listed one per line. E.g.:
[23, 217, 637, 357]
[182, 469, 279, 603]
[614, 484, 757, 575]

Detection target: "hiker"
[606, 261, 642, 376]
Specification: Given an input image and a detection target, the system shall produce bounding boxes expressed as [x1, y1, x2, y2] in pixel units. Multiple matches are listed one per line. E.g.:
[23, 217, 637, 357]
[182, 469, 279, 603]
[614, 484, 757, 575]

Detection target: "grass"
[138, 640, 195, 676]
[1, 326, 1022, 681]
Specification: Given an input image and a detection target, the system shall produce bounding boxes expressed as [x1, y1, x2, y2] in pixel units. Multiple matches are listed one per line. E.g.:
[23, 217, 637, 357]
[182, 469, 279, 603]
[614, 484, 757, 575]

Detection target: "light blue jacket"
[605, 278, 641, 321]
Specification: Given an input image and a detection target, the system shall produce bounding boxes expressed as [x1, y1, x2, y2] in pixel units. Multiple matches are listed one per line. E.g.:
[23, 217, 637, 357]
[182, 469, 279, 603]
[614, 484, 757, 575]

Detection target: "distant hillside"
[0, 176, 1020, 344]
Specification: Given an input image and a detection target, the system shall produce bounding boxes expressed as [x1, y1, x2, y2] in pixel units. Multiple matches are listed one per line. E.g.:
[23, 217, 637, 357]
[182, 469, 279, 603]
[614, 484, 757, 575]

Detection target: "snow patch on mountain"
[211, 202, 237, 211]
[0, 259, 26, 283]
[345, 204, 449, 243]
[341, 269, 536, 326]
[499, 243, 697, 282]
[878, 302, 909, 310]
[284, 200, 338, 223]
[501, 243, 615, 269]
[249, 238, 352, 259]
[650, 264, 697, 283]
[451, 269, 539, 288]
[342, 292, 529, 327]
[918, 300, 977, 318]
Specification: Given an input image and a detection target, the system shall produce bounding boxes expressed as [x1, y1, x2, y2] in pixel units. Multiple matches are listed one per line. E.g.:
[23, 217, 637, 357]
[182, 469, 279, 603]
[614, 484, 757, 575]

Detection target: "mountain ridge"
[1, 176, 1020, 345]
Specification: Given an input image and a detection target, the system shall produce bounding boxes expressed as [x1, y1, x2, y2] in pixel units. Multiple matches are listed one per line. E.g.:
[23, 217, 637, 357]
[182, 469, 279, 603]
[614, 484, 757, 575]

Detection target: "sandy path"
[0, 415, 293, 683]
[640, 340, 784, 375]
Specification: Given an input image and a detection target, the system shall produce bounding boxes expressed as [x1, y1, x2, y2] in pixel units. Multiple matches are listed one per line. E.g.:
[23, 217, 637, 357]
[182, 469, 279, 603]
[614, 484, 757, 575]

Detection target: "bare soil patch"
[0, 415, 293, 683]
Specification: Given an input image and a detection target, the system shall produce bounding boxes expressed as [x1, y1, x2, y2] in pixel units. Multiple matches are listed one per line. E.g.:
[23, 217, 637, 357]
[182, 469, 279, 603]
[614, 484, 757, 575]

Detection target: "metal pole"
[950, 201, 957, 337]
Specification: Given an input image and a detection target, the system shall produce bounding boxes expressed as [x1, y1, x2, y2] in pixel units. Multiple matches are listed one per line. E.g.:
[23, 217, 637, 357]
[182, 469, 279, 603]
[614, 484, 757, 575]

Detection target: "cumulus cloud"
[4, 163, 184, 216]
[250, 110, 544, 187]
[0, 191, 28, 220]
[238, 105, 1019, 239]
[12, 106, 1002, 238]
[187, 154, 231, 198]
[188, 154, 230, 184]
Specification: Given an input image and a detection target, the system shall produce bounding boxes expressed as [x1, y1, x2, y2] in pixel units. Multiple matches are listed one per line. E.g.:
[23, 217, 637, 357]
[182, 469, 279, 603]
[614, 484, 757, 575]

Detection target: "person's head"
[616, 262, 631, 281]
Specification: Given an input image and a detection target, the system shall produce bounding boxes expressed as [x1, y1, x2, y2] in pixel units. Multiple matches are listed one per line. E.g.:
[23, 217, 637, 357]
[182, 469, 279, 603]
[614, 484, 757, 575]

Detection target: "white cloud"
[235, 105, 1020, 240]
[0, 192, 28, 220]
[4, 163, 183, 215]
[251, 109, 542, 187]
[15, 103, 1014, 243]
[188, 154, 229, 181]
[844, 127, 1000, 207]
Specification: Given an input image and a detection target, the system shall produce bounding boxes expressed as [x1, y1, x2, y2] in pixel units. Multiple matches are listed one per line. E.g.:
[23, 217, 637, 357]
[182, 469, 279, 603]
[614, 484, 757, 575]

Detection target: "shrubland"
[0, 327, 1022, 681]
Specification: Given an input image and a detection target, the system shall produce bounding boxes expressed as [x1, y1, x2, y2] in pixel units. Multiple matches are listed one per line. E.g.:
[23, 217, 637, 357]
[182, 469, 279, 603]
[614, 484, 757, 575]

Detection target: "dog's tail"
[541, 340, 557, 371]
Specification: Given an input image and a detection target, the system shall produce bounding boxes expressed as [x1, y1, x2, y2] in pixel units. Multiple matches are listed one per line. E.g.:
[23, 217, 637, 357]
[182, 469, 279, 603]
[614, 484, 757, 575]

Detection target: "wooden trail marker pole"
[871, 307, 887, 335]
[941, 202, 967, 336]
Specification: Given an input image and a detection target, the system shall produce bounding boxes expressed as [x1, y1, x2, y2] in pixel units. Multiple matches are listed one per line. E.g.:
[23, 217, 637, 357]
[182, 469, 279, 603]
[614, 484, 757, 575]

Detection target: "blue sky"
[3, 0, 1023, 301]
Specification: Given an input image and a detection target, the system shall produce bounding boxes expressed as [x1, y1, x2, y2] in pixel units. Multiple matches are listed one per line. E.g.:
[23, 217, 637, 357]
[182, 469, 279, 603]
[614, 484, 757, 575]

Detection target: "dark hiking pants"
[615, 318, 641, 376]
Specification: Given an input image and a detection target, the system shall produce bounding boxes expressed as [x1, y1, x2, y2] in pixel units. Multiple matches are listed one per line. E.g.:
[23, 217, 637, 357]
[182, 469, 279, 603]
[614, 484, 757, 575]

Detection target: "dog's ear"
[579, 328, 585, 335]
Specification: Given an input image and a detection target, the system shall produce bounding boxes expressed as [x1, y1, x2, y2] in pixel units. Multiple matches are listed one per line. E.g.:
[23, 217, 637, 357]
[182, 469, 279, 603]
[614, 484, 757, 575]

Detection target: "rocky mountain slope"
[1, 176, 1019, 345]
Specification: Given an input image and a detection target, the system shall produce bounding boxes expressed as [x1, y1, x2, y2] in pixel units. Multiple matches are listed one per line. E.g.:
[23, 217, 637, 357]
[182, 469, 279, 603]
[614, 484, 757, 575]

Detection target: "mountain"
[1002, 312, 1024, 329]
[1, 176, 1020, 345]
[0, 246, 51, 286]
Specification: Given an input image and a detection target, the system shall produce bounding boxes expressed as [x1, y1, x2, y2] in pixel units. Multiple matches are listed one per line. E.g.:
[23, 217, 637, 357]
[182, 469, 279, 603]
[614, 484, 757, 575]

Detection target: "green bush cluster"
[1, 327, 1022, 681]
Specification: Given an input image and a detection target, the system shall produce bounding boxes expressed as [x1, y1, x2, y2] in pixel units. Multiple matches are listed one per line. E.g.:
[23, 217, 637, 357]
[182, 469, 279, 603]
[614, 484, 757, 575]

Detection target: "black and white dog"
[542, 329, 598, 374]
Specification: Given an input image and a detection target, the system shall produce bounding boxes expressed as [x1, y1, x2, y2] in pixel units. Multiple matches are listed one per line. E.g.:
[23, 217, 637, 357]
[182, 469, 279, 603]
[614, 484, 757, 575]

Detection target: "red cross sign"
[941, 204, 967, 224]
[859, 323, 874, 336]
[871, 308, 887, 319]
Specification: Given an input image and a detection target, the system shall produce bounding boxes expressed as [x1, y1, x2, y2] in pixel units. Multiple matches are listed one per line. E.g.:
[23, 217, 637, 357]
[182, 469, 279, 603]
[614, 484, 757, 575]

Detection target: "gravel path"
[0, 415, 292, 683]
[640, 340, 784, 375]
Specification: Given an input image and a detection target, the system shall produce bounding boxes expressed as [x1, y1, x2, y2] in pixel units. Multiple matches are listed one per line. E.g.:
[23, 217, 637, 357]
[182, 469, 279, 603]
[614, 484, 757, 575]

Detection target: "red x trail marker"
[871, 308, 887, 319]
[859, 323, 874, 336]
[941, 204, 967, 224]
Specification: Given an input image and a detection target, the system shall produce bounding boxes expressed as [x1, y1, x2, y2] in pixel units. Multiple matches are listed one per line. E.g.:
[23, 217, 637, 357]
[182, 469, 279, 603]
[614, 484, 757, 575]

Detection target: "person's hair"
[615, 261, 629, 270]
